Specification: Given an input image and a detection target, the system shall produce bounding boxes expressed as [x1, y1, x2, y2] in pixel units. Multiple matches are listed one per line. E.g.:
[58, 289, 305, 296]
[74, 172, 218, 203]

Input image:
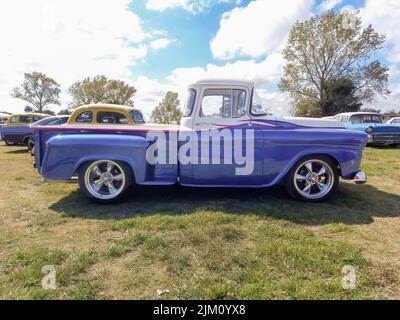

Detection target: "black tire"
[27, 137, 35, 151]
[78, 160, 133, 204]
[5, 141, 15, 146]
[285, 155, 339, 202]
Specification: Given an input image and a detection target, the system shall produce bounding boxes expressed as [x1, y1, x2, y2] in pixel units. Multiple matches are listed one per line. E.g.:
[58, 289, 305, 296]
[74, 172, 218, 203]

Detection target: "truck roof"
[191, 79, 255, 87]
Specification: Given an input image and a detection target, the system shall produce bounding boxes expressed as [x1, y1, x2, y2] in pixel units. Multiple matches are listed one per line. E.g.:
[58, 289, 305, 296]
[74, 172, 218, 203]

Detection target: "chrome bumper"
[354, 171, 367, 185]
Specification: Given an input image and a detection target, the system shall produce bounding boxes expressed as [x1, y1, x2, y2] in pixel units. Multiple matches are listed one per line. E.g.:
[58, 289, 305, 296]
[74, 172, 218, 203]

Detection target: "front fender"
[41, 134, 149, 182]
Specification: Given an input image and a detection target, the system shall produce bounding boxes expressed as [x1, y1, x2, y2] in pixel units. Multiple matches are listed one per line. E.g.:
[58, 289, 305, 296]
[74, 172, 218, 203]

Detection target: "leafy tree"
[292, 99, 323, 118]
[151, 92, 182, 124]
[11, 72, 61, 113]
[361, 107, 381, 113]
[279, 10, 390, 117]
[58, 109, 73, 116]
[69, 75, 136, 108]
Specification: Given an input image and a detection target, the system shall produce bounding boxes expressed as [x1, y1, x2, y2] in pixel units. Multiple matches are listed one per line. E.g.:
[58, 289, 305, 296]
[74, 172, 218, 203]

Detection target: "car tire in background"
[4, 141, 15, 146]
[285, 155, 339, 202]
[78, 160, 133, 204]
[27, 137, 35, 151]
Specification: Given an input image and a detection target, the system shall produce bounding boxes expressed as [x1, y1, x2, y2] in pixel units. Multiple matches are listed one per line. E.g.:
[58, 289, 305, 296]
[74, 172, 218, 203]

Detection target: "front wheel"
[5, 141, 15, 146]
[285, 156, 339, 202]
[78, 160, 132, 204]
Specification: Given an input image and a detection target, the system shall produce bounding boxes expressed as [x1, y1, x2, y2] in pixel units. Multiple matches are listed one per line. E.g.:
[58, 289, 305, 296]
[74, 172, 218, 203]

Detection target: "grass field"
[0, 144, 399, 299]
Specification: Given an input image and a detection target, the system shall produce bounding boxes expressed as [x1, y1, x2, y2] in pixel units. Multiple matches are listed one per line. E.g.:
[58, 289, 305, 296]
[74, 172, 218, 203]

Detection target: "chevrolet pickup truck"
[32, 79, 368, 203]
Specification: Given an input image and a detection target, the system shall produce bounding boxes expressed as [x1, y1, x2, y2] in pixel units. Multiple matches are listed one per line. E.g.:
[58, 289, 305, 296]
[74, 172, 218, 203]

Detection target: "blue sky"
[1, 0, 399, 116]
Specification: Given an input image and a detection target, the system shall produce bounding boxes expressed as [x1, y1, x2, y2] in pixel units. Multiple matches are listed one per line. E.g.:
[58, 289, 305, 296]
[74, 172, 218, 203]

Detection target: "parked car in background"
[387, 117, 400, 125]
[0, 113, 49, 146]
[32, 80, 368, 203]
[28, 115, 70, 151]
[384, 114, 400, 123]
[333, 112, 400, 146]
[0, 113, 10, 128]
[66, 105, 145, 126]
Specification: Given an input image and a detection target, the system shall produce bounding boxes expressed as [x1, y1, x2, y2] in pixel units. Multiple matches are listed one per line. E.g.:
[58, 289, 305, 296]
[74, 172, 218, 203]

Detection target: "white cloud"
[317, 0, 342, 12]
[0, 0, 153, 114]
[361, 0, 400, 63]
[210, 0, 314, 60]
[368, 84, 400, 113]
[146, 0, 239, 14]
[150, 38, 175, 50]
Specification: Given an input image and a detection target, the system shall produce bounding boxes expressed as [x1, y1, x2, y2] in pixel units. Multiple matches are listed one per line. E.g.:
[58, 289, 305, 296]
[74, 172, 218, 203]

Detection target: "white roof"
[337, 112, 382, 116]
[191, 78, 255, 88]
[0, 113, 10, 117]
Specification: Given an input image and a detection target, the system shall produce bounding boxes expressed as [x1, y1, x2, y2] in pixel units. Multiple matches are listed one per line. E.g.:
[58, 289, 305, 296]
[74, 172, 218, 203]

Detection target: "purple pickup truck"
[32, 79, 368, 203]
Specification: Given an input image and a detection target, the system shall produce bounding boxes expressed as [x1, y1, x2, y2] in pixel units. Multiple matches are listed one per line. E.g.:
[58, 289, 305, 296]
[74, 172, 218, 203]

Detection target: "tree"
[58, 109, 72, 116]
[279, 10, 390, 117]
[151, 92, 182, 124]
[68, 75, 137, 108]
[361, 107, 381, 113]
[11, 72, 61, 113]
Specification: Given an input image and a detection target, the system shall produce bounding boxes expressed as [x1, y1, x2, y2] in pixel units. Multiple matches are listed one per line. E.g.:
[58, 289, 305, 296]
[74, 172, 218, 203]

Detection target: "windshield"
[350, 114, 383, 124]
[251, 89, 272, 116]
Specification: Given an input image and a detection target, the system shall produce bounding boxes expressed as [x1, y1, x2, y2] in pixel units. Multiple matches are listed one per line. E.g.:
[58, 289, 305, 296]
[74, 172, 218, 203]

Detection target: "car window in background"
[130, 110, 145, 124]
[19, 115, 30, 123]
[350, 115, 383, 124]
[97, 112, 129, 124]
[10, 116, 17, 123]
[76, 111, 93, 123]
[183, 89, 196, 117]
[32, 116, 42, 122]
[47, 118, 69, 126]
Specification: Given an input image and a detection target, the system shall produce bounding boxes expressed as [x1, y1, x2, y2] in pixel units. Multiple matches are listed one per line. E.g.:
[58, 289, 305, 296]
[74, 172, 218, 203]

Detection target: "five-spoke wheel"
[286, 156, 339, 202]
[78, 160, 132, 203]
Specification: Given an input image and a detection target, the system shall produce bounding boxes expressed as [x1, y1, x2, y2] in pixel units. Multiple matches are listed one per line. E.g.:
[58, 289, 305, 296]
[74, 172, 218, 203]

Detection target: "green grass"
[0, 144, 399, 299]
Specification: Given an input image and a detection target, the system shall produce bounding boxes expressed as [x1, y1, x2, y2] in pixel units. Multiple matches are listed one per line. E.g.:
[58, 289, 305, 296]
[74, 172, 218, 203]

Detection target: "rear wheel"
[78, 160, 132, 204]
[27, 137, 35, 151]
[5, 141, 15, 146]
[285, 156, 339, 202]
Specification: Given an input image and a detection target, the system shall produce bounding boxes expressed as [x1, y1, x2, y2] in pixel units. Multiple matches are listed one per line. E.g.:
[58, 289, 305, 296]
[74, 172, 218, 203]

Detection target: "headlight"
[365, 126, 374, 134]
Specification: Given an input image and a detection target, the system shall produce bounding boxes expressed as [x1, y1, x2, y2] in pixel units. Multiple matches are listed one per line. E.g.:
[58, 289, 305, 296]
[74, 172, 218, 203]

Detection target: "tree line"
[10, 73, 182, 124]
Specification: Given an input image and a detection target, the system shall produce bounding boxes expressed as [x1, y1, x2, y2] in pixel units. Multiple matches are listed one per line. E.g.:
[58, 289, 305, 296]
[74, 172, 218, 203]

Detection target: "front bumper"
[354, 171, 367, 185]
[368, 133, 400, 145]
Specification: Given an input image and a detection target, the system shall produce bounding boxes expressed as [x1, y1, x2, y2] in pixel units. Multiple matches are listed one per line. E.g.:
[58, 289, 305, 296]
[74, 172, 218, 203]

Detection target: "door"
[189, 86, 265, 186]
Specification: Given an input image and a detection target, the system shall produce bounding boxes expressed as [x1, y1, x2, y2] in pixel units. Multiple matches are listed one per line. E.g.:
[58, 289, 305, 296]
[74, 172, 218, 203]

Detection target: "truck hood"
[279, 117, 345, 129]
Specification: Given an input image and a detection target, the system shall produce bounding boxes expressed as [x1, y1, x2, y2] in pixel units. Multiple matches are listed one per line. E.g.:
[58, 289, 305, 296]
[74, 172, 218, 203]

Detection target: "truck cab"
[32, 79, 368, 203]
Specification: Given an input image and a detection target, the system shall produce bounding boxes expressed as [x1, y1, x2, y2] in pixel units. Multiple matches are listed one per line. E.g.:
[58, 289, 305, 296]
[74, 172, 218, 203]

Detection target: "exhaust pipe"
[354, 171, 367, 185]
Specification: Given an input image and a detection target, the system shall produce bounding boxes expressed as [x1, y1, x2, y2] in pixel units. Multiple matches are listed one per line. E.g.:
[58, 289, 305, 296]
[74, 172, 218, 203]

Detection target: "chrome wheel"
[84, 160, 126, 200]
[293, 159, 335, 200]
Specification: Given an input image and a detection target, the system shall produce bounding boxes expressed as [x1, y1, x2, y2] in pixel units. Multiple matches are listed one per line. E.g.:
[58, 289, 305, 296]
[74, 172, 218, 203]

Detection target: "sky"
[0, 0, 400, 118]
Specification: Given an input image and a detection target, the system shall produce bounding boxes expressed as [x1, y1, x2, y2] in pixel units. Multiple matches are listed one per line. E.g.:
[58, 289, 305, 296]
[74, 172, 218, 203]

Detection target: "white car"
[387, 117, 400, 125]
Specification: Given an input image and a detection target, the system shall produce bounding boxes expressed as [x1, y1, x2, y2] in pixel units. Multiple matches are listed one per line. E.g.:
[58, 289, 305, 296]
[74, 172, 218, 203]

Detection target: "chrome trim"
[354, 171, 367, 185]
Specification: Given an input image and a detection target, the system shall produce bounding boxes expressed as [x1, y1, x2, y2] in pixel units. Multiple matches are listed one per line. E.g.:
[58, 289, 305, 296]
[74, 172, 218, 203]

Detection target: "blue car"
[333, 112, 400, 146]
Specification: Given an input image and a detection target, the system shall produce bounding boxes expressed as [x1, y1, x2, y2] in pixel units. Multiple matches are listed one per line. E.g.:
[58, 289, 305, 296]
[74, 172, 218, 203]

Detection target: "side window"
[19, 115, 31, 123]
[342, 116, 349, 123]
[97, 112, 129, 125]
[76, 111, 93, 123]
[394, 119, 400, 124]
[200, 89, 246, 118]
[10, 116, 17, 123]
[183, 89, 196, 117]
[130, 110, 145, 124]
[32, 116, 42, 122]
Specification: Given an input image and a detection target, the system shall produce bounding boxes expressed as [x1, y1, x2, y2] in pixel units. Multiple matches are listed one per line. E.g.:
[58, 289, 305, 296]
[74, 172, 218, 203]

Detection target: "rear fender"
[40, 134, 149, 183]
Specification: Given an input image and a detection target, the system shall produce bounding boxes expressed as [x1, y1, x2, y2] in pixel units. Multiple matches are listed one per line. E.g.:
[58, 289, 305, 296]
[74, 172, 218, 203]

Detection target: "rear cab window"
[183, 89, 197, 117]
